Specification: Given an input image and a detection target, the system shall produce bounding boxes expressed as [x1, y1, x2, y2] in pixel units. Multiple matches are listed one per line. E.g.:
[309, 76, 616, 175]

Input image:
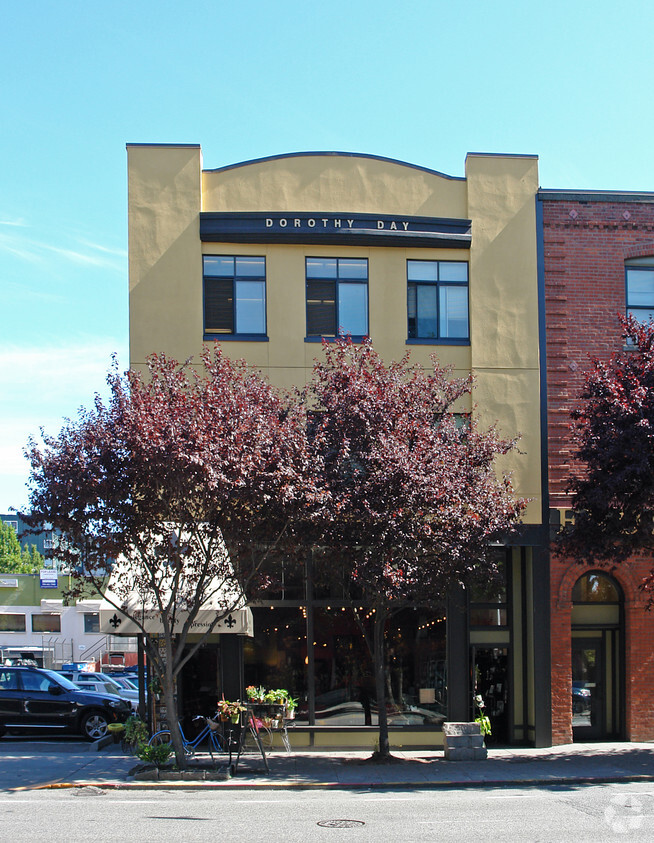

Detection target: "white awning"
[75, 599, 102, 612]
[40, 599, 64, 612]
[99, 602, 253, 636]
[96, 536, 254, 638]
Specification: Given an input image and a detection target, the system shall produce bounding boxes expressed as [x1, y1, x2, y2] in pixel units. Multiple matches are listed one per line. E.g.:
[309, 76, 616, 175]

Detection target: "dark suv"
[0, 666, 131, 740]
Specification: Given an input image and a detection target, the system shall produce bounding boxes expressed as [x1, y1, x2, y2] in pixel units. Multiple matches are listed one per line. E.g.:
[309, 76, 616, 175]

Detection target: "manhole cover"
[317, 820, 365, 828]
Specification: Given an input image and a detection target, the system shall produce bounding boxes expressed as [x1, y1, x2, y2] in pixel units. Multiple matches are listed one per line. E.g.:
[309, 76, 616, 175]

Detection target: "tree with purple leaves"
[23, 348, 315, 765]
[558, 316, 654, 596]
[307, 339, 526, 759]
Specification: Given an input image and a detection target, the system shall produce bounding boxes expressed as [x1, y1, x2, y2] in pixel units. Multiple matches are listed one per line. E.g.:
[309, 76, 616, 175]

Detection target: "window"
[3, 520, 18, 532]
[21, 671, 57, 693]
[626, 261, 654, 323]
[469, 557, 507, 627]
[0, 614, 26, 632]
[306, 258, 368, 338]
[0, 670, 19, 690]
[572, 572, 621, 603]
[31, 614, 61, 633]
[203, 256, 266, 337]
[407, 260, 469, 341]
[83, 612, 100, 633]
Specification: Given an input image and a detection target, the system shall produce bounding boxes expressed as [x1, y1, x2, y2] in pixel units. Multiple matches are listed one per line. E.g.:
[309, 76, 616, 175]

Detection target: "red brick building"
[539, 190, 654, 743]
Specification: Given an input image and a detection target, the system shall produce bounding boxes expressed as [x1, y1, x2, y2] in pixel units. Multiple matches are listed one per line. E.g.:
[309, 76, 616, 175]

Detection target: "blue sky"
[2, 0, 654, 512]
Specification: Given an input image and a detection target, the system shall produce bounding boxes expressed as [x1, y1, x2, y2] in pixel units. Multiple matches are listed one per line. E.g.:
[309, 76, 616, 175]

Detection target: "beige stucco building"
[127, 146, 550, 747]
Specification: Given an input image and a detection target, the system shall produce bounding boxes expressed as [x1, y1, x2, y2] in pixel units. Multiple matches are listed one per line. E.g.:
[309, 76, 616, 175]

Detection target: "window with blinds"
[306, 257, 368, 338]
[203, 256, 266, 337]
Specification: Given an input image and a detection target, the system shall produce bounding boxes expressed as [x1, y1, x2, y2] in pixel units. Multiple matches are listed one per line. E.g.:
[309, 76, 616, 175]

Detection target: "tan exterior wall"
[128, 146, 542, 524]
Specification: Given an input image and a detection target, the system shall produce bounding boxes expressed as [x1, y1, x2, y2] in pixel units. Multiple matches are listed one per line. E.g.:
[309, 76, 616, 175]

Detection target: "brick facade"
[541, 193, 654, 743]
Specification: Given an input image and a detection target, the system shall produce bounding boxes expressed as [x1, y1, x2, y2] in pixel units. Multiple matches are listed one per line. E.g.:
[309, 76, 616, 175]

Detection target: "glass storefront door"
[471, 646, 509, 744]
[571, 637, 604, 740]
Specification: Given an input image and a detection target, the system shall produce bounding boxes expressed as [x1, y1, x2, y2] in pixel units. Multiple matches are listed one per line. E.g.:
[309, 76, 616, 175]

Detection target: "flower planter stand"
[442, 722, 487, 761]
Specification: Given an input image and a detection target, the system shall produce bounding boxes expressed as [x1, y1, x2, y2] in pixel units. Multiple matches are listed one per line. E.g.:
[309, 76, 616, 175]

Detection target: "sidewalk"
[2, 741, 654, 791]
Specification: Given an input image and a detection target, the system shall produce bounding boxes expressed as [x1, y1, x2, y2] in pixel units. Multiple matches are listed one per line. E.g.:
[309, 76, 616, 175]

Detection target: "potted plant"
[283, 695, 298, 720]
[245, 685, 266, 704]
[217, 698, 246, 723]
[122, 715, 149, 752]
[473, 694, 492, 738]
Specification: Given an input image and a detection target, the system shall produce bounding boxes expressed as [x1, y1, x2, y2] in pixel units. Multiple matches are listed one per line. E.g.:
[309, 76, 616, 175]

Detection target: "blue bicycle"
[149, 714, 226, 759]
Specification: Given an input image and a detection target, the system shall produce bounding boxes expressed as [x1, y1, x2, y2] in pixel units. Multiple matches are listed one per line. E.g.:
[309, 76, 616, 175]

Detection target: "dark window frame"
[305, 257, 369, 340]
[203, 255, 268, 341]
[406, 259, 469, 345]
[83, 612, 100, 633]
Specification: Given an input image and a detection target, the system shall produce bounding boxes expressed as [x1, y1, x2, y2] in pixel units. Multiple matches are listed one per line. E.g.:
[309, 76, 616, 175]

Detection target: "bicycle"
[149, 714, 226, 761]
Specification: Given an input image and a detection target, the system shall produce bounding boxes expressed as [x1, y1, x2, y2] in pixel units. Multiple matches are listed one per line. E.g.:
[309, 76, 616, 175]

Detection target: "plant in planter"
[283, 695, 298, 720]
[473, 694, 492, 737]
[273, 689, 291, 705]
[136, 740, 172, 768]
[122, 715, 149, 752]
[245, 685, 266, 704]
[217, 698, 246, 723]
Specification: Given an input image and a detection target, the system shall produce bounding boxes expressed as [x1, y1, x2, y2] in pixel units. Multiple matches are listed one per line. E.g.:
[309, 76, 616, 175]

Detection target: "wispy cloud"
[0, 226, 126, 272]
[2, 279, 65, 304]
[77, 238, 128, 258]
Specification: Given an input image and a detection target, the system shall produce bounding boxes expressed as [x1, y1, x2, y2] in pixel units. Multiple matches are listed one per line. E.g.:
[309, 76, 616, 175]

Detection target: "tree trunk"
[159, 642, 186, 769]
[373, 612, 391, 758]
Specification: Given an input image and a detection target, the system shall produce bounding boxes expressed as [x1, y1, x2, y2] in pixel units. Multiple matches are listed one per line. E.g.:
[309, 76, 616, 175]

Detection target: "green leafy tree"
[0, 521, 43, 573]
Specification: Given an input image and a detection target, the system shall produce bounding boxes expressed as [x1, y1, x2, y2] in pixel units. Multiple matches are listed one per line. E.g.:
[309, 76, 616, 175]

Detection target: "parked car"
[0, 666, 131, 740]
[572, 681, 592, 714]
[108, 674, 140, 693]
[56, 670, 140, 712]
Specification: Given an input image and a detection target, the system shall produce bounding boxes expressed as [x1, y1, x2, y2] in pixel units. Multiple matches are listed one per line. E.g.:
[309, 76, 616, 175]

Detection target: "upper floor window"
[203, 256, 267, 338]
[83, 612, 100, 633]
[0, 613, 26, 632]
[407, 260, 469, 342]
[31, 614, 61, 633]
[572, 571, 621, 604]
[306, 257, 368, 338]
[626, 261, 654, 324]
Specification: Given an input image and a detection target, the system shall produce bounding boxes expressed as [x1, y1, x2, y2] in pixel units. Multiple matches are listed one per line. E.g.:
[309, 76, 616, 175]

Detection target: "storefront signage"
[99, 605, 254, 636]
[200, 212, 471, 248]
[39, 569, 59, 589]
[0, 578, 18, 588]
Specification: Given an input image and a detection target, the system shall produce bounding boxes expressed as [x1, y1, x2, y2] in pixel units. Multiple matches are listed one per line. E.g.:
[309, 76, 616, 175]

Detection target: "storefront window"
[244, 606, 446, 727]
[469, 561, 507, 627]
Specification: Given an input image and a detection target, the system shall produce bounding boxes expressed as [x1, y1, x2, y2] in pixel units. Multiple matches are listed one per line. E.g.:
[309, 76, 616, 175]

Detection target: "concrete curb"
[22, 772, 654, 792]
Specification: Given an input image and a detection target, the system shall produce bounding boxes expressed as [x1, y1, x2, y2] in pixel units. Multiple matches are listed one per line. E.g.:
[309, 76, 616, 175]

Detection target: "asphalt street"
[2, 783, 654, 842]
